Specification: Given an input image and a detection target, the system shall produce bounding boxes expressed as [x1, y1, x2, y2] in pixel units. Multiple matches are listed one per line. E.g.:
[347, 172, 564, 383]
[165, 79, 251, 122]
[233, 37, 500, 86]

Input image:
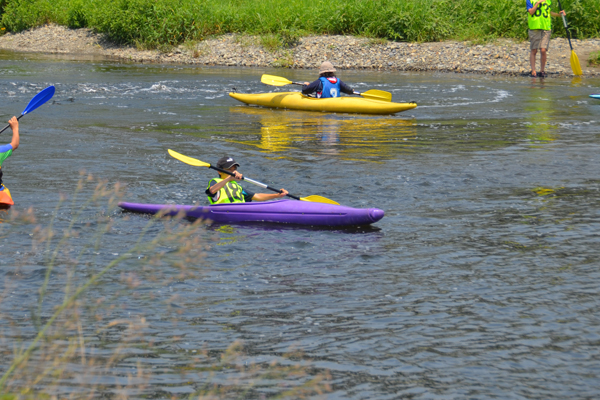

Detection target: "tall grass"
[1, 0, 599, 49]
[0, 174, 330, 398]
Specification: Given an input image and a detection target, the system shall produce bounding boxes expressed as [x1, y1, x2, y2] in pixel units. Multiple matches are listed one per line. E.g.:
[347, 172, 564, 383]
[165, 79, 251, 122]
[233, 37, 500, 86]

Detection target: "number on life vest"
[534, 3, 549, 17]
[224, 182, 242, 202]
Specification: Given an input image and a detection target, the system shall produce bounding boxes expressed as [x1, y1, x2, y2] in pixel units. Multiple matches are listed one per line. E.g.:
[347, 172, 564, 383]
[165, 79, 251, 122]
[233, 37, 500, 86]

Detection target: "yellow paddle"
[168, 149, 340, 205]
[557, 0, 582, 75]
[260, 74, 392, 102]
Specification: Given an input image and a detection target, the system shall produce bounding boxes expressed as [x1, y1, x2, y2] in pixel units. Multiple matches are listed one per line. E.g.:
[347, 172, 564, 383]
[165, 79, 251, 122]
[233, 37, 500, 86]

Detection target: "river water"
[1, 51, 599, 399]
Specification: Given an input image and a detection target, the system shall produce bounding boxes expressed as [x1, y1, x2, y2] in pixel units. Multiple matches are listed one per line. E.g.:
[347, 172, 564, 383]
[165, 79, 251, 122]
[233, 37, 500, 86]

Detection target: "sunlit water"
[1, 50, 600, 399]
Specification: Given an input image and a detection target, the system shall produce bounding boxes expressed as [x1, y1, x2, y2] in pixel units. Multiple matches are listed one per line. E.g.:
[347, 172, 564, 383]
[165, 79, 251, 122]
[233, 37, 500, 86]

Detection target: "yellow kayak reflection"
[228, 107, 417, 161]
[524, 84, 559, 145]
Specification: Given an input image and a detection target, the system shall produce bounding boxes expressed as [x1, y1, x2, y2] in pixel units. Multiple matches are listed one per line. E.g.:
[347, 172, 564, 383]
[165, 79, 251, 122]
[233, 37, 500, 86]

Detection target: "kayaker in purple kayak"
[302, 61, 356, 98]
[206, 156, 289, 204]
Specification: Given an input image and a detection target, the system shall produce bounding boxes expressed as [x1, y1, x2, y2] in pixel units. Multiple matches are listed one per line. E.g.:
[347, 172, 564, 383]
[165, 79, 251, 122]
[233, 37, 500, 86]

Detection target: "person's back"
[302, 61, 355, 98]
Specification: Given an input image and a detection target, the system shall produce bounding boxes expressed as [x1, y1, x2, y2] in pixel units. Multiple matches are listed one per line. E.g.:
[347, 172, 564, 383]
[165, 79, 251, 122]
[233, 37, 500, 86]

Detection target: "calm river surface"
[1, 51, 599, 399]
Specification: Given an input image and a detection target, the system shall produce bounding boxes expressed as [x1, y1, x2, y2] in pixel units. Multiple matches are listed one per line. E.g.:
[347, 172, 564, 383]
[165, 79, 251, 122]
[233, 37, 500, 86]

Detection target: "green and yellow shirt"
[527, 0, 553, 30]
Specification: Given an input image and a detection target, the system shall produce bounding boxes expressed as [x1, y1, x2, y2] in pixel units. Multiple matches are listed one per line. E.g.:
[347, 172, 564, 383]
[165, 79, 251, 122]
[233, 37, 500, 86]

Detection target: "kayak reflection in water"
[302, 61, 356, 99]
[205, 156, 289, 204]
[0, 117, 20, 193]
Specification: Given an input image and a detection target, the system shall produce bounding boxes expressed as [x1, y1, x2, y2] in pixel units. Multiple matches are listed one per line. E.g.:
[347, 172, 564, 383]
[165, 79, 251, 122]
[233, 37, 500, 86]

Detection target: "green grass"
[1, 0, 599, 49]
[589, 50, 600, 66]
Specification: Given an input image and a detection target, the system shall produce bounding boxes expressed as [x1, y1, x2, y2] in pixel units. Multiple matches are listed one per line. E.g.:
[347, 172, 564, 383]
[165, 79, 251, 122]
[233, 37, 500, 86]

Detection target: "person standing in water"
[302, 61, 356, 98]
[527, 0, 566, 77]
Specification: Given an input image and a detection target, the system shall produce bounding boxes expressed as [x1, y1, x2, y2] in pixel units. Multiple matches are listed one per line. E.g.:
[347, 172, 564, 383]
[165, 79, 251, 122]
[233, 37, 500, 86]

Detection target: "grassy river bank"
[1, 24, 599, 76]
[0, 0, 599, 76]
[1, 0, 600, 49]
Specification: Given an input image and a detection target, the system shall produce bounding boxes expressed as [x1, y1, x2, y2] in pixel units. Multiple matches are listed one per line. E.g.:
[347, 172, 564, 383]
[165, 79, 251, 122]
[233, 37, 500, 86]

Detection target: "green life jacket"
[0, 147, 12, 187]
[528, 0, 552, 30]
[207, 178, 246, 204]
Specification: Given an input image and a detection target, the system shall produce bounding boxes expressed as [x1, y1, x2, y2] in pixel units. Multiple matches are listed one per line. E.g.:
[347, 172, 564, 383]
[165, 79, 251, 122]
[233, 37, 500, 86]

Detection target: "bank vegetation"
[0, 0, 599, 51]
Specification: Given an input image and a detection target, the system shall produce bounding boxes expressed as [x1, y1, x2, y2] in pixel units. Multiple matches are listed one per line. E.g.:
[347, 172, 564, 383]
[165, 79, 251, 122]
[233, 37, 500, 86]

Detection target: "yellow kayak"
[229, 92, 417, 115]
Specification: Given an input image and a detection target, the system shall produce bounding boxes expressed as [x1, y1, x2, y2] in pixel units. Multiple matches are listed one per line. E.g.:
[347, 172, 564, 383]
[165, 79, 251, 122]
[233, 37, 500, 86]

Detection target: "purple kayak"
[119, 199, 384, 226]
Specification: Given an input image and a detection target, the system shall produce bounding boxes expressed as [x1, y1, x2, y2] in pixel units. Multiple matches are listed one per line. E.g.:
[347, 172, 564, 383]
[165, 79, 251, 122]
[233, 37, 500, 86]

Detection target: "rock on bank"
[0, 24, 599, 77]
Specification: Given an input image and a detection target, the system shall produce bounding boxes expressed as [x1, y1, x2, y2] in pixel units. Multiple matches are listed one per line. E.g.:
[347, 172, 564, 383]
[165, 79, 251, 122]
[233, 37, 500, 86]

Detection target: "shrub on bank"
[1, 0, 599, 49]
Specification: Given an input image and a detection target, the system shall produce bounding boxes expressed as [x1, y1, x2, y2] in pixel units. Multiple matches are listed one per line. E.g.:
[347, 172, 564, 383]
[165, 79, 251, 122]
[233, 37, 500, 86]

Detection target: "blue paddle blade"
[22, 85, 55, 115]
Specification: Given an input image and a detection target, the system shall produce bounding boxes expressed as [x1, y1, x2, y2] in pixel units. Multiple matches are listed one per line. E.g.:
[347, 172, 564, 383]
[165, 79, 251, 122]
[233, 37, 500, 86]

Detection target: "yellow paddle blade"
[361, 89, 392, 102]
[570, 50, 583, 76]
[300, 195, 340, 205]
[261, 74, 293, 87]
[168, 149, 210, 167]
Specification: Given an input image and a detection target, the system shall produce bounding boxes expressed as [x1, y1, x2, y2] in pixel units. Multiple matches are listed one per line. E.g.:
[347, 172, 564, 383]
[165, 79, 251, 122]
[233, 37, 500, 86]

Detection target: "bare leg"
[540, 48, 547, 74]
[530, 49, 538, 76]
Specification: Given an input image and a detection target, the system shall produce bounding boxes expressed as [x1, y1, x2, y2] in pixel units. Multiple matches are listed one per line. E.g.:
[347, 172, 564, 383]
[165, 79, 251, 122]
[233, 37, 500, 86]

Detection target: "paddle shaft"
[557, 0, 574, 50]
[0, 114, 23, 135]
[292, 80, 365, 95]
[291, 82, 373, 100]
[210, 164, 301, 201]
[261, 74, 392, 101]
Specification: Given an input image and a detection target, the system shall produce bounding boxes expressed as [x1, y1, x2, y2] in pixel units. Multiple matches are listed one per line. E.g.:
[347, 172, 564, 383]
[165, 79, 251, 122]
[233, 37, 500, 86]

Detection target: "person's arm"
[207, 172, 242, 195]
[339, 80, 355, 95]
[252, 189, 289, 202]
[8, 116, 19, 151]
[527, 0, 543, 15]
[302, 80, 322, 95]
[550, 10, 565, 17]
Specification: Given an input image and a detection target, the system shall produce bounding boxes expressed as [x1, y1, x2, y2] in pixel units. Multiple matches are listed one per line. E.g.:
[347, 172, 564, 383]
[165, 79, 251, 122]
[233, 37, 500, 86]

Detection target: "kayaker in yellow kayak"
[302, 61, 357, 98]
[0, 117, 19, 198]
[205, 156, 288, 204]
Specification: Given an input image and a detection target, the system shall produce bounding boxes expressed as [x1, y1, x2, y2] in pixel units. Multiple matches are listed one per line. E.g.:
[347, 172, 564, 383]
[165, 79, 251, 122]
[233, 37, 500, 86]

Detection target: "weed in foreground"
[0, 173, 331, 399]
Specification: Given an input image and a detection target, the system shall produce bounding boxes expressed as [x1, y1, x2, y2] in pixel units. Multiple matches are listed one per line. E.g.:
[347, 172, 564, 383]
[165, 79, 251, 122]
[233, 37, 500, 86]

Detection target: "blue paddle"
[0, 85, 55, 134]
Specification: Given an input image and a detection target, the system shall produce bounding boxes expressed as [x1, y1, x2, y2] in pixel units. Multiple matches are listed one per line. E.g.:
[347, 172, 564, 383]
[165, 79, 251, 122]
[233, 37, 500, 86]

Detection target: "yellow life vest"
[207, 178, 245, 204]
[528, 0, 552, 30]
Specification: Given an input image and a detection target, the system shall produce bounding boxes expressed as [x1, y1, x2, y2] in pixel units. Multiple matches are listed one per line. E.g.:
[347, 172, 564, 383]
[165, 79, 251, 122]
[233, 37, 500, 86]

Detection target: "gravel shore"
[1, 24, 599, 77]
